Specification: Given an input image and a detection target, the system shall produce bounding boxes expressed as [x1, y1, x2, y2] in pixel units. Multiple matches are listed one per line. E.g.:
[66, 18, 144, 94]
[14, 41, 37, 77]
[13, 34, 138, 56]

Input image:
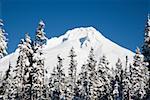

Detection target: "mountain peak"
[60, 27, 105, 48]
[64, 27, 103, 40]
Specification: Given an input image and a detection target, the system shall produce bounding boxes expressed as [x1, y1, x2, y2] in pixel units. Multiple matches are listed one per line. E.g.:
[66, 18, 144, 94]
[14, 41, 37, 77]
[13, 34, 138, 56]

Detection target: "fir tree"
[34, 20, 47, 46]
[77, 64, 86, 100]
[130, 47, 149, 100]
[12, 33, 33, 100]
[0, 19, 7, 58]
[13, 38, 29, 99]
[32, 20, 47, 99]
[67, 47, 77, 99]
[32, 46, 45, 99]
[0, 62, 13, 100]
[142, 14, 150, 67]
[113, 78, 120, 100]
[79, 48, 97, 100]
[114, 58, 123, 100]
[96, 55, 112, 100]
[122, 56, 130, 100]
[142, 14, 150, 99]
[42, 68, 49, 99]
[48, 67, 57, 99]
[49, 55, 66, 100]
[23, 33, 33, 100]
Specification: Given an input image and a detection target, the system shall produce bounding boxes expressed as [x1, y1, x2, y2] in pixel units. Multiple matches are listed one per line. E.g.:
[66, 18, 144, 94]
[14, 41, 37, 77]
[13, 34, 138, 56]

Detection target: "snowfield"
[0, 27, 134, 76]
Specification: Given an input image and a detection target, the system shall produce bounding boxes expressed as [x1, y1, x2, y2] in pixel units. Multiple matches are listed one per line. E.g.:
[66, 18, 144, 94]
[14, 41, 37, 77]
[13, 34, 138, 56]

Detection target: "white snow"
[0, 27, 134, 76]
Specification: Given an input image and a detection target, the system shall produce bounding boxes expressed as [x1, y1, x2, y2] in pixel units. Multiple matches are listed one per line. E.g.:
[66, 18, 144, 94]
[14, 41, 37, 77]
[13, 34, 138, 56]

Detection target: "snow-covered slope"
[0, 27, 134, 76]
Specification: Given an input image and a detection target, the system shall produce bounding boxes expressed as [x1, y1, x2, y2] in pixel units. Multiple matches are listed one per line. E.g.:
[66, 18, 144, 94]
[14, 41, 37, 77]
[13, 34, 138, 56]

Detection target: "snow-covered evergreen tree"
[42, 68, 49, 99]
[115, 58, 123, 82]
[114, 58, 124, 100]
[32, 20, 47, 99]
[34, 20, 47, 46]
[49, 55, 66, 100]
[13, 39, 28, 99]
[77, 64, 86, 100]
[23, 33, 33, 100]
[13, 33, 33, 100]
[113, 78, 120, 100]
[122, 56, 130, 100]
[95, 55, 112, 100]
[130, 47, 149, 99]
[128, 63, 133, 100]
[122, 70, 129, 99]
[79, 48, 97, 100]
[32, 46, 45, 99]
[0, 62, 13, 99]
[0, 19, 7, 58]
[142, 14, 150, 66]
[48, 67, 56, 99]
[67, 47, 77, 99]
[142, 14, 150, 99]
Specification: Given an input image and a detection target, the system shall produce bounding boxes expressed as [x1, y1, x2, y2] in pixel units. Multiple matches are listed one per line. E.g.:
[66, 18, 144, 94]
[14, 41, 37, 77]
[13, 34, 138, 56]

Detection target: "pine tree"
[23, 33, 33, 100]
[0, 62, 13, 99]
[34, 20, 47, 46]
[12, 33, 33, 100]
[128, 63, 133, 100]
[48, 66, 57, 99]
[130, 47, 149, 100]
[77, 64, 86, 100]
[113, 77, 120, 100]
[96, 55, 112, 100]
[79, 48, 97, 100]
[13, 38, 28, 99]
[109, 67, 116, 100]
[67, 47, 77, 99]
[142, 14, 150, 99]
[32, 46, 45, 99]
[142, 14, 150, 67]
[0, 19, 7, 58]
[114, 58, 123, 100]
[49, 55, 66, 100]
[122, 56, 130, 100]
[43, 68, 49, 99]
[32, 20, 47, 99]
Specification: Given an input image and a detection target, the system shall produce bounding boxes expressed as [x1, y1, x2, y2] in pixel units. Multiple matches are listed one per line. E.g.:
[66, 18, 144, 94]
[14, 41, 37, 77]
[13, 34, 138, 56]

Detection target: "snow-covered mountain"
[0, 27, 134, 76]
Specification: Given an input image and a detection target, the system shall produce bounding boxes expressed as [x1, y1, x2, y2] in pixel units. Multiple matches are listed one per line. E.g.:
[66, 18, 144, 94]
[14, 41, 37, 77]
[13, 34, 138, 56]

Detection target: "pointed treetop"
[148, 14, 150, 20]
[35, 19, 47, 46]
[126, 56, 128, 62]
[117, 58, 121, 63]
[144, 14, 150, 39]
[9, 61, 12, 68]
[20, 39, 24, 43]
[88, 47, 94, 58]
[25, 32, 29, 38]
[100, 55, 106, 62]
[102, 54, 106, 59]
[69, 47, 77, 57]
[18, 39, 24, 49]
[57, 55, 63, 61]
[147, 14, 150, 26]
[36, 19, 45, 37]
[0, 19, 4, 26]
[116, 58, 122, 68]
[25, 33, 31, 43]
[99, 54, 109, 65]
[135, 47, 141, 54]
[39, 19, 45, 28]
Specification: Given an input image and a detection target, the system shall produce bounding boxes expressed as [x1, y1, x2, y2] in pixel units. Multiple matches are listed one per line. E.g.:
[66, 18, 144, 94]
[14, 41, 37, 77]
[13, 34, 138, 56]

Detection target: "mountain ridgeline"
[0, 18, 150, 100]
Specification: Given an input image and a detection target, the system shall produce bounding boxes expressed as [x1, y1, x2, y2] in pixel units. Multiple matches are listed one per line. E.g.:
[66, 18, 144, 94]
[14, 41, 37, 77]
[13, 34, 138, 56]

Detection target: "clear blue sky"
[0, 0, 149, 53]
